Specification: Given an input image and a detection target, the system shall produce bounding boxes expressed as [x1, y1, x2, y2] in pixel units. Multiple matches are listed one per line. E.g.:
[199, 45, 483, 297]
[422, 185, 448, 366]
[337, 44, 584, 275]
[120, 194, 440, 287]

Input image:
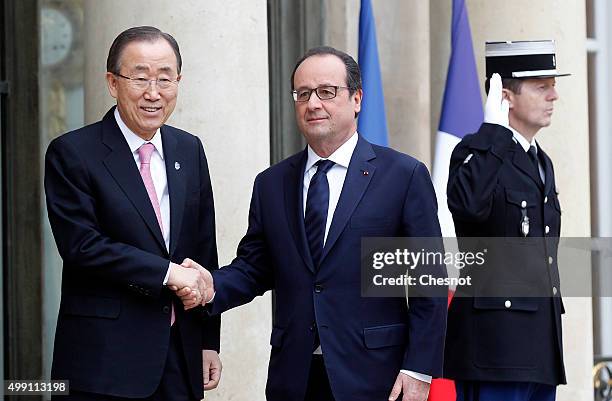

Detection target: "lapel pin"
[362, 170, 369, 176]
[175, 162, 181, 170]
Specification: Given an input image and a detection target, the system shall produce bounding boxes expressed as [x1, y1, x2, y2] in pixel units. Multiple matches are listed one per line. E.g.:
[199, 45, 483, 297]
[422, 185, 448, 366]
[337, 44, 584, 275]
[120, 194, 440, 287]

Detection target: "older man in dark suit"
[182, 46, 447, 401]
[45, 26, 220, 401]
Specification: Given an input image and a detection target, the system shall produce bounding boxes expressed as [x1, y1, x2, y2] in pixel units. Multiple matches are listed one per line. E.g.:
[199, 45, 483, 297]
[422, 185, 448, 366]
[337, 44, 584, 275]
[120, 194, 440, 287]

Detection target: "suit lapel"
[320, 136, 376, 265]
[162, 127, 186, 256]
[101, 108, 167, 253]
[512, 143, 544, 190]
[284, 151, 316, 273]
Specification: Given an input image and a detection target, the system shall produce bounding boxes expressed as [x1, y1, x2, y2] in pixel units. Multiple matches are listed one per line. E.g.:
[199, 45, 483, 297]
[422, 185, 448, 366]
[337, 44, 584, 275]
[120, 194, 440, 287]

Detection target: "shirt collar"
[509, 126, 537, 153]
[305, 132, 358, 173]
[114, 108, 164, 160]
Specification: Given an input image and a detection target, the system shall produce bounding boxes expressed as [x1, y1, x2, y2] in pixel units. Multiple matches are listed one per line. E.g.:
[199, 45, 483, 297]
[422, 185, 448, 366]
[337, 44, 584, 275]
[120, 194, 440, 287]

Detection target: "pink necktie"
[138, 143, 175, 325]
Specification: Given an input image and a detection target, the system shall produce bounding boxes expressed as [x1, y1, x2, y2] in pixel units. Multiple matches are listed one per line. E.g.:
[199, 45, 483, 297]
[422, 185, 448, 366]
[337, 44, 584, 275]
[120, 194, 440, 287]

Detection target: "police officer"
[444, 40, 569, 401]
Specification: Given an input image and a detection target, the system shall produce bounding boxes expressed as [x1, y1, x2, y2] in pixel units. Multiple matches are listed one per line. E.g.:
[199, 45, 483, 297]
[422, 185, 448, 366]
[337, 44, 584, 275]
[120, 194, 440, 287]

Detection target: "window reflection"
[39, 0, 84, 393]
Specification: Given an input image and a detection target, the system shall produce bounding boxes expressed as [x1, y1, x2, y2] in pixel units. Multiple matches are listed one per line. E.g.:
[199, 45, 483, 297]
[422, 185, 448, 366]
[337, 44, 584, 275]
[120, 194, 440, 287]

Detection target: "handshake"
[167, 258, 215, 310]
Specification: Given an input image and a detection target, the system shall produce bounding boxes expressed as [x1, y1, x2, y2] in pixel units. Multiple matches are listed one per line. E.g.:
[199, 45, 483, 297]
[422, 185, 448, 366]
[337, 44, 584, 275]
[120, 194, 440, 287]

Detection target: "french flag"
[358, 0, 389, 146]
[432, 0, 483, 238]
[429, 1, 482, 400]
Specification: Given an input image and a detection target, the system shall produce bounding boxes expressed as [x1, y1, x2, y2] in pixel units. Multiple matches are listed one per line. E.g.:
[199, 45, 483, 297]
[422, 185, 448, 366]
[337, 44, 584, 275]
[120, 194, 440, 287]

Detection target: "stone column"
[83, 2, 271, 400]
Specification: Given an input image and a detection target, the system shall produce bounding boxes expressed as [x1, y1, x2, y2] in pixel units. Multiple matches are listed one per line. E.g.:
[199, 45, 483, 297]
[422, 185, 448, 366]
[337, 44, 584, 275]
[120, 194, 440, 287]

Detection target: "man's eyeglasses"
[114, 73, 179, 91]
[292, 86, 351, 102]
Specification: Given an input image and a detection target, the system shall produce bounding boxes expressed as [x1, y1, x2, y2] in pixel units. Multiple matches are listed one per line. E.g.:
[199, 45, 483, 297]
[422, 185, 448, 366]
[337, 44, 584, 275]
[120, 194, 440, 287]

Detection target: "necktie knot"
[527, 145, 544, 186]
[315, 159, 335, 175]
[528, 145, 538, 161]
[138, 143, 155, 164]
[528, 145, 539, 170]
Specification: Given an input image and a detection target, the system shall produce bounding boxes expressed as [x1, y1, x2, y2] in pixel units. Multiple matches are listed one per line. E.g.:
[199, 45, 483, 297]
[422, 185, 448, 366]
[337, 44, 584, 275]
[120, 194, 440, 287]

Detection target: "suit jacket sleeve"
[195, 137, 221, 351]
[401, 161, 448, 377]
[208, 173, 274, 315]
[447, 123, 516, 222]
[44, 136, 170, 298]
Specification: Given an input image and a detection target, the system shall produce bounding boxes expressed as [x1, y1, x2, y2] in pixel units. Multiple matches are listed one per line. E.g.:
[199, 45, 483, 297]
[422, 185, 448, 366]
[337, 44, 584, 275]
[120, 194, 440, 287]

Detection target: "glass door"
[38, 0, 85, 393]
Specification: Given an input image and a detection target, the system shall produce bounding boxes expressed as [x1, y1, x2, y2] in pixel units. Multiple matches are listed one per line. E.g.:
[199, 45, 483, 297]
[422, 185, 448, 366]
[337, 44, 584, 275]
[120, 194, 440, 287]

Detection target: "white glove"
[484, 73, 510, 129]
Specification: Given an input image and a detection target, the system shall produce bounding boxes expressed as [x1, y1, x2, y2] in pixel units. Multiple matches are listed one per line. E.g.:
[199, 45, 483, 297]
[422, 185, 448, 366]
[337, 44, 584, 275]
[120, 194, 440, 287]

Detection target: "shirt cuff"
[400, 370, 432, 384]
[163, 263, 171, 286]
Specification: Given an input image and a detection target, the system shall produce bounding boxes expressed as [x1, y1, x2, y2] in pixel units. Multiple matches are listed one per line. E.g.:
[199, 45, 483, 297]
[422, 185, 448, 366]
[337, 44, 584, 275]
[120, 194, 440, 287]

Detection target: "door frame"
[2, 0, 43, 383]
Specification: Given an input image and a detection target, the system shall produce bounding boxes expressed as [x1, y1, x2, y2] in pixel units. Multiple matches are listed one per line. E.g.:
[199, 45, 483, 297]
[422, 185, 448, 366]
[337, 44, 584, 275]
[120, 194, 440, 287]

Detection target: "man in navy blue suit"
[45, 26, 220, 400]
[183, 46, 447, 401]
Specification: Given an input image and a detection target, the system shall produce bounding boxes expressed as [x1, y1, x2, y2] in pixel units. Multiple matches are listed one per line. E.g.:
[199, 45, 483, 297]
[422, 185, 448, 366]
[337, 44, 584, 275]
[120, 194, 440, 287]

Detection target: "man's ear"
[106, 72, 119, 99]
[353, 88, 363, 114]
[502, 88, 513, 108]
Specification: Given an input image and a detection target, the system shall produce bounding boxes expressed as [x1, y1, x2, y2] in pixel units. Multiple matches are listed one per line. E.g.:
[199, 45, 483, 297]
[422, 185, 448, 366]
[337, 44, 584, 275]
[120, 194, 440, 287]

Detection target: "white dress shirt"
[302, 133, 357, 242]
[302, 132, 431, 384]
[114, 109, 172, 282]
[509, 127, 545, 183]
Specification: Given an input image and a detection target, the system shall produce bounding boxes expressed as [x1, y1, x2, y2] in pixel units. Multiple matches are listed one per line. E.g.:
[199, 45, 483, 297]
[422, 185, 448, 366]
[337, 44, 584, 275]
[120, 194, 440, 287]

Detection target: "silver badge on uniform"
[175, 162, 181, 170]
[521, 215, 530, 237]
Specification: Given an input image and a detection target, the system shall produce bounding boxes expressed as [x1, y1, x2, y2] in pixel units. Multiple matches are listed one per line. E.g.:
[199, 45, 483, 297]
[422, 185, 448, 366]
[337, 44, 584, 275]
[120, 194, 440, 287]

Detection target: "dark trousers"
[304, 355, 335, 401]
[56, 324, 197, 401]
[457, 381, 556, 401]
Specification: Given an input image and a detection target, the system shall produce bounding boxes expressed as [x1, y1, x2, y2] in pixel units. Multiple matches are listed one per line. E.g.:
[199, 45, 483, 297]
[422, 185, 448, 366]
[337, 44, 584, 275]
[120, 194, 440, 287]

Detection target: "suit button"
[310, 323, 316, 331]
[545, 225, 550, 234]
[553, 286, 558, 295]
[163, 306, 170, 314]
[314, 284, 323, 293]
[544, 196, 548, 204]
[504, 300, 512, 308]
[548, 256, 553, 265]
[521, 201, 527, 208]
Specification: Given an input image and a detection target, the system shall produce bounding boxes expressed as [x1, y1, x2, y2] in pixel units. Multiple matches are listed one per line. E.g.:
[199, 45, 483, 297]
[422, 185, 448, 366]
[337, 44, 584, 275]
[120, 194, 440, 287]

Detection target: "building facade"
[0, 1, 604, 400]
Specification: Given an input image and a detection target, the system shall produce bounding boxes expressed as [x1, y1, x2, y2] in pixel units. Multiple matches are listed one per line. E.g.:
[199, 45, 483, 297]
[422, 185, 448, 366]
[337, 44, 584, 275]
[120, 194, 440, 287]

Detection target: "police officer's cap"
[485, 40, 571, 79]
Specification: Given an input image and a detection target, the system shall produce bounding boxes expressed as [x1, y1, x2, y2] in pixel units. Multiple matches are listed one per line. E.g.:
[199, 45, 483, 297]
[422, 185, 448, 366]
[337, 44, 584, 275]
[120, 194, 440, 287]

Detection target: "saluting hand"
[484, 73, 510, 129]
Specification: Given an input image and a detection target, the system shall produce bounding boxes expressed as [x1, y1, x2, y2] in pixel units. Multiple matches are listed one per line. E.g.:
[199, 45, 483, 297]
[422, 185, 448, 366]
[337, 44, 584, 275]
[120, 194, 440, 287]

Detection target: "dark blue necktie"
[528, 145, 543, 185]
[304, 159, 335, 269]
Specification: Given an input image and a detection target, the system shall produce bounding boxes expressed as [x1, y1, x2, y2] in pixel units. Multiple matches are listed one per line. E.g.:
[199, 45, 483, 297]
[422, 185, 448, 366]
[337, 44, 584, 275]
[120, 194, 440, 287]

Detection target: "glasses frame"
[113, 73, 179, 91]
[291, 85, 352, 102]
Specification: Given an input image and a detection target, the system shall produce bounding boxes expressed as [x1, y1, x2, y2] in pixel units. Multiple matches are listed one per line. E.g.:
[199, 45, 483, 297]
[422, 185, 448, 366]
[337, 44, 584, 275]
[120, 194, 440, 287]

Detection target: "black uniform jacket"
[444, 123, 566, 386]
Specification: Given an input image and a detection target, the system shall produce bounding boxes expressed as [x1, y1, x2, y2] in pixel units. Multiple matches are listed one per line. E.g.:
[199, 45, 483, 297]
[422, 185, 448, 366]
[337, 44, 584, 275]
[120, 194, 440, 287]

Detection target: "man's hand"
[484, 73, 510, 129]
[167, 262, 208, 308]
[388, 373, 430, 401]
[175, 258, 215, 307]
[202, 349, 222, 390]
